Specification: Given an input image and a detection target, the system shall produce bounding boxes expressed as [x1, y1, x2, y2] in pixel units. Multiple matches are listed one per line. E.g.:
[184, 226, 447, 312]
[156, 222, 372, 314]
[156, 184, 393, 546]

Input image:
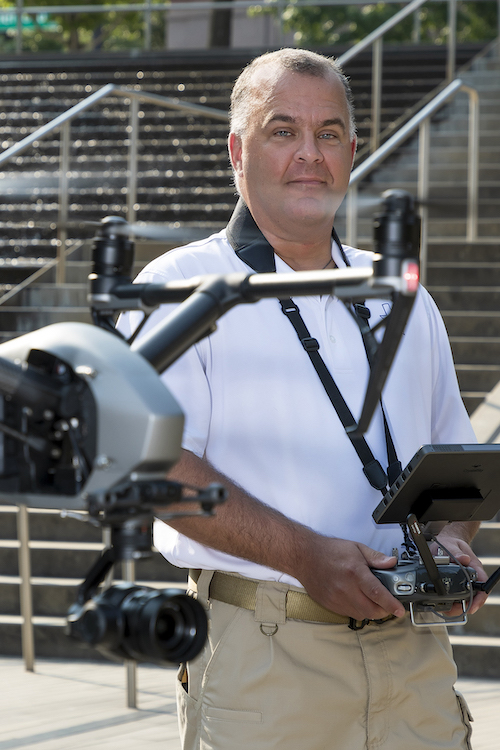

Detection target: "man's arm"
[161, 449, 406, 621]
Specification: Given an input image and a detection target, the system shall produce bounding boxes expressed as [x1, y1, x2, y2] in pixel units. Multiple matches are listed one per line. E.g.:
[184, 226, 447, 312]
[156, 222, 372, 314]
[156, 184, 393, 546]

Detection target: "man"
[120, 49, 487, 749]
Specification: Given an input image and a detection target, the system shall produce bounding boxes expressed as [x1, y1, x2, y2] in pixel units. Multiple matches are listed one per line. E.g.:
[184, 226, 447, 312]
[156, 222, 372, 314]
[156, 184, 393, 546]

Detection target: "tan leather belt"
[189, 569, 394, 628]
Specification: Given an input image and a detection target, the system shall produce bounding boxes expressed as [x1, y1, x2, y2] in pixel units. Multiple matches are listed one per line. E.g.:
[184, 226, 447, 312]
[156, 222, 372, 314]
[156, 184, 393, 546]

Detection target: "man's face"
[229, 68, 357, 240]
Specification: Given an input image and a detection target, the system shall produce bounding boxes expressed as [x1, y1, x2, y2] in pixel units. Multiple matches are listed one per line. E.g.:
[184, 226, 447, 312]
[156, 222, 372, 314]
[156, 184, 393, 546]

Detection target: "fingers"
[430, 537, 488, 617]
[432, 534, 489, 615]
[358, 565, 406, 620]
[301, 539, 405, 621]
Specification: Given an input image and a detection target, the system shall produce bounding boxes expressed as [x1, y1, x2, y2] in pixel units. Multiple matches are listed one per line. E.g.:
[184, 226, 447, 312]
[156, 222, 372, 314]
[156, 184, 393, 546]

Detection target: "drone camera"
[67, 583, 208, 665]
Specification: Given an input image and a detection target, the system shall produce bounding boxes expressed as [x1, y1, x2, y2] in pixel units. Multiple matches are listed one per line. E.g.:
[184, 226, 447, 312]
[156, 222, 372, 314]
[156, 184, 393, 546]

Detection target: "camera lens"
[67, 583, 207, 666]
[123, 586, 208, 664]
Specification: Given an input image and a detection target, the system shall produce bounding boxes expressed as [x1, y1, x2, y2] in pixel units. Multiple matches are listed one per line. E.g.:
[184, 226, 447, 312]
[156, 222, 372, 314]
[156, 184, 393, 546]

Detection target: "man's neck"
[264, 233, 333, 271]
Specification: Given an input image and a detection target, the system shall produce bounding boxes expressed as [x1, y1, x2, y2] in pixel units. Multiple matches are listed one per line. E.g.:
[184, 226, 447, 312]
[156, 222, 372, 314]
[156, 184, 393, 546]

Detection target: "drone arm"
[349, 290, 416, 437]
[131, 269, 379, 374]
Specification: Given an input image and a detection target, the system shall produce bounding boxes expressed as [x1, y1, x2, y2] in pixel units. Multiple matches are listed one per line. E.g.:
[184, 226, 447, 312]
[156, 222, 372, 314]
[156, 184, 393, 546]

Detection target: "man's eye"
[274, 129, 292, 137]
[319, 132, 340, 140]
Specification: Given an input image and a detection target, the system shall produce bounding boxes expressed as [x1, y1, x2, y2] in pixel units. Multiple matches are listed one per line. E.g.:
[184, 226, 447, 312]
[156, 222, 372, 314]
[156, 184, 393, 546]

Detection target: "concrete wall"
[166, 1, 295, 50]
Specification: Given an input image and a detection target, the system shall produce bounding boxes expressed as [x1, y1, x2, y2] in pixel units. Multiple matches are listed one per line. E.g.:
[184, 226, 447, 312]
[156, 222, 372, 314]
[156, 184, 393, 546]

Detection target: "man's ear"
[228, 132, 243, 173]
[350, 136, 357, 168]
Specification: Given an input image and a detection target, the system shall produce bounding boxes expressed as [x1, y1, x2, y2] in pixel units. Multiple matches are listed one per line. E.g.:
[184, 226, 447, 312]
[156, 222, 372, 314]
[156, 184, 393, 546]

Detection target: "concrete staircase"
[1, 44, 500, 669]
[0, 45, 484, 340]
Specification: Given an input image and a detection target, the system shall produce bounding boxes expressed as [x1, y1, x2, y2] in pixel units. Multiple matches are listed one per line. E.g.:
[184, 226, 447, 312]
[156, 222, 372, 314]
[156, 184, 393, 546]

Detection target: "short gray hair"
[229, 48, 356, 140]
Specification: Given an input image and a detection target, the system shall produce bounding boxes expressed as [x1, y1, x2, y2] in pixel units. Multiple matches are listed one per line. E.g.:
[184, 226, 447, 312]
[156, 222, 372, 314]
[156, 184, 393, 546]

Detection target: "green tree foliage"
[0, 0, 167, 52]
[250, 0, 498, 48]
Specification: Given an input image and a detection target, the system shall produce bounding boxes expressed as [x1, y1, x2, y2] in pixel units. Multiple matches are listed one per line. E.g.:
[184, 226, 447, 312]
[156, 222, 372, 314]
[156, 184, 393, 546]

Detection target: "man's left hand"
[431, 523, 488, 617]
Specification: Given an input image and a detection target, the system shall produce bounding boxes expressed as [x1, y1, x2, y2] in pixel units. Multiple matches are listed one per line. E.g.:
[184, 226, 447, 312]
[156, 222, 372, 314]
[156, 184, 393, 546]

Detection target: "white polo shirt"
[119, 230, 475, 586]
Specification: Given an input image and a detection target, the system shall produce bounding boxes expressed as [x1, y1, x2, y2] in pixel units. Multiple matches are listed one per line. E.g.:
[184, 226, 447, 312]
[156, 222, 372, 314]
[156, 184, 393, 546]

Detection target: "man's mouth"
[288, 177, 326, 186]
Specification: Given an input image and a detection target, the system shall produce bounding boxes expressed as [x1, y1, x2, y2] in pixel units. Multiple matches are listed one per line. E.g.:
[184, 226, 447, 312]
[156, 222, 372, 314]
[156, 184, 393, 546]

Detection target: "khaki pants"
[177, 571, 473, 750]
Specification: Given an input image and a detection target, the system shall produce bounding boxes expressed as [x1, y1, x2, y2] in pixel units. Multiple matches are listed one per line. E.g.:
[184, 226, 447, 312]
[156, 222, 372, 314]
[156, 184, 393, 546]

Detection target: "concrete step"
[439, 520, 500, 677]
[0, 573, 188, 617]
[428, 263, 500, 286]
[371, 164, 500, 183]
[450, 634, 500, 678]
[449, 596, 500, 638]
[0, 541, 183, 582]
[470, 523, 500, 556]
[0, 312, 92, 336]
[450, 338, 500, 366]
[463, 394, 484, 415]
[0, 507, 102, 543]
[427, 242, 500, 262]
[442, 311, 500, 338]
[0, 571, 190, 659]
[15, 284, 88, 307]
[0, 620, 103, 659]
[427, 287, 500, 312]
[456, 364, 500, 394]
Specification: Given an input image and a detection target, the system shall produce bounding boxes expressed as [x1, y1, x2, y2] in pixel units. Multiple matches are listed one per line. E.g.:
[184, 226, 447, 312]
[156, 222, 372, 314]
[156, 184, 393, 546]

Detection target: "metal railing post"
[371, 37, 383, 154]
[144, 0, 152, 50]
[16, 0, 23, 54]
[345, 184, 358, 249]
[122, 559, 137, 709]
[498, 0, 500, 54]
[17, 505, 35, 672]
[417, 118, 430, 286]
[447, 0, 457, 82]
[412, 7, 421, 44]
[127, 97, 140, 223]
[461, 85, 480, 242]
[164, 9, 169, 49]
[56, 121, 71, 285]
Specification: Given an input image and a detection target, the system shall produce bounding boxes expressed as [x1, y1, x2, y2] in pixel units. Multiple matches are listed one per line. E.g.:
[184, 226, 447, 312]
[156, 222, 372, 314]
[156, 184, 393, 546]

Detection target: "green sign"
[0, 12, 57, 31]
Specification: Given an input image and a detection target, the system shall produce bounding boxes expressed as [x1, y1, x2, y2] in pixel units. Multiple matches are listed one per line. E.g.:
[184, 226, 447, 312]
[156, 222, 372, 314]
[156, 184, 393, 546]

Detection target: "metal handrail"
[0, 84, 228, 168]
[337, 0, 427, 66]
[6, 0, 489, 157]
[10, 0, 479, 12]
[11, 0, 495, 76]
[335, 0, 448, 153]
[0, 84, 228, 284]
[345, 78, 480, 284]
[0, 240, 86, 307]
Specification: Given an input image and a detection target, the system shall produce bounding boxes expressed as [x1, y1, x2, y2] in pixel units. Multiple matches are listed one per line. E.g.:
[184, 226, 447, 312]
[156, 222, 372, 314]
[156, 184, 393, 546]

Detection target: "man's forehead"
[250, 69, 348, 127]
[253, 64, 340, 97]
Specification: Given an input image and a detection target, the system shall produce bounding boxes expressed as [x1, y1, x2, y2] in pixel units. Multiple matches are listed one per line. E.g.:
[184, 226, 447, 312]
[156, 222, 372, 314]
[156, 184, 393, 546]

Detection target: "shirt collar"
[226, 198, 349, 273]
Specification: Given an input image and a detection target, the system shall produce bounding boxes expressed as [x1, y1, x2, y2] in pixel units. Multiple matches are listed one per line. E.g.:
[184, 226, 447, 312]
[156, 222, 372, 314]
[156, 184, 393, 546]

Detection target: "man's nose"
[294, 133, 323, 163]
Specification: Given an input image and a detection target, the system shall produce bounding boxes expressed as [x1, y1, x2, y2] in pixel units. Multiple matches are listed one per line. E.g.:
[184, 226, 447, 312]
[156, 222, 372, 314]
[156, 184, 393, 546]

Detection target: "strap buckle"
[281, 301, 300, 314]
[348, 618, 369, 631]
[301, 337, 319, 352]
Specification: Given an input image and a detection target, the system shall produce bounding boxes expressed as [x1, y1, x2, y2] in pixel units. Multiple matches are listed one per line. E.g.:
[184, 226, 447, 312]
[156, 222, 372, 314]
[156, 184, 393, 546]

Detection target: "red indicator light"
[402, 261, 419, 293]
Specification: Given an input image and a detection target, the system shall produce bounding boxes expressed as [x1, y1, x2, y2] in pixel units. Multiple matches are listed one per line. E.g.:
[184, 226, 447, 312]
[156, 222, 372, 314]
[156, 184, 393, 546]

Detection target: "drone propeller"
[63, 216, 208, 243]
[349, 193, 453, 213]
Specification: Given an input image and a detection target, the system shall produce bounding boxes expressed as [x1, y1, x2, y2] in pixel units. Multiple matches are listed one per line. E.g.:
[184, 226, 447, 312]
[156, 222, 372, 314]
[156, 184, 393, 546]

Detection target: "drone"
[0, 190, 495, 663]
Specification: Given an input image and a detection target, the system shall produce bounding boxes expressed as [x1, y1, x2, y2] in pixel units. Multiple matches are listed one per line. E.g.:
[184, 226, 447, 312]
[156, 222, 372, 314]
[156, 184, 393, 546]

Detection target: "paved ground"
[1, 656, 500, 749]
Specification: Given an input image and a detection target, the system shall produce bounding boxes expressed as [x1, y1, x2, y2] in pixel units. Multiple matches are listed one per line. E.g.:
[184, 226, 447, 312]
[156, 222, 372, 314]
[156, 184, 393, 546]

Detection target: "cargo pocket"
[455, 690, 473, 750]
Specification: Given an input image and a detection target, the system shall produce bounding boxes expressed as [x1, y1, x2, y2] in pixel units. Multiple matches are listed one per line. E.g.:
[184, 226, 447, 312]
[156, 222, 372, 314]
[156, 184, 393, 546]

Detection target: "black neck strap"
[227, 198, 350, 273]
[225, 199, 399, 493]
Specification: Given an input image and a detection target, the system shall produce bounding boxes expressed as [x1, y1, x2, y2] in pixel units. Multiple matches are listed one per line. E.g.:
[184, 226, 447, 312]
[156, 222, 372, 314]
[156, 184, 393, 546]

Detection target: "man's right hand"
[165, 450, 406, 622]
[293, 535, 406, 621]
